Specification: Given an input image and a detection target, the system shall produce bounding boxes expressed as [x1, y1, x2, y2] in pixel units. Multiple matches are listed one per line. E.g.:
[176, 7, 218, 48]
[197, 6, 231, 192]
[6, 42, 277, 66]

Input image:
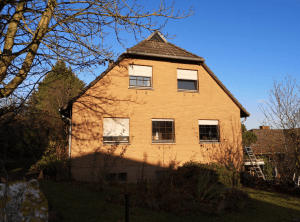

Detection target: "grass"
[39, 179, 300, 222]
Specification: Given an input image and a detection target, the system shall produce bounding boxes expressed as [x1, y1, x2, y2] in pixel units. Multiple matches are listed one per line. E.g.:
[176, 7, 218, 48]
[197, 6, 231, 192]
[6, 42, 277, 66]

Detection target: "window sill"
[128, 86, 153, 90]
[199, 141, 220, 144]
[103, 142, 131, 145]
[152, 142, 176, 145]
[177, 89, 199, 93]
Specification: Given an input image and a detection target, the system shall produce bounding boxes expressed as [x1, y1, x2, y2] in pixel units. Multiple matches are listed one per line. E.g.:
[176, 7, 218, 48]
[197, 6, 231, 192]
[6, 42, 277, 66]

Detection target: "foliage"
[225, 188, 249, 212]
[30, 144, 72, 179]
[261, 156, 273, 181]
[40, 179, 300, 221]
[196, 172, 224, 204]
[90, 144, 128, 190]
[182, 161, 241, 189]
[241, 124, 257, 146]
[260, 75, 300, 175]
[33, 61, 85, 115]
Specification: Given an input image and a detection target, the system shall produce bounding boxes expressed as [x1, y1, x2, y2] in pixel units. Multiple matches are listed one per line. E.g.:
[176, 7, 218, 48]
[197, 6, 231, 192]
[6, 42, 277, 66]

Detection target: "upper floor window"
[129, 65, 152, 87]
[152, 119, 175, 143]
[177, 69, 198, 91]
[103, 118, 129, 143]
[199, 120, 219, 142]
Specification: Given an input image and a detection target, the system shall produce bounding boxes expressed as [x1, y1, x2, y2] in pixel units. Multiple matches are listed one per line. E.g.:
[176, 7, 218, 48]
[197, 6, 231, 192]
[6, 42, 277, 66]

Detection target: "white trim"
[244, 161, 265, 166]
[152, 119, 174, 122]
[177, 69, 197, 80]
[129, 65, 152, 77]
[198, 120, 218, 125]
[146, 31, 168, 43]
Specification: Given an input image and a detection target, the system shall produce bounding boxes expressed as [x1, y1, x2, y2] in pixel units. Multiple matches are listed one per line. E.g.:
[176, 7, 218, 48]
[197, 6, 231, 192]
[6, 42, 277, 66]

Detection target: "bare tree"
[260, 75, 300, 175]
[0, 0, 193, 99]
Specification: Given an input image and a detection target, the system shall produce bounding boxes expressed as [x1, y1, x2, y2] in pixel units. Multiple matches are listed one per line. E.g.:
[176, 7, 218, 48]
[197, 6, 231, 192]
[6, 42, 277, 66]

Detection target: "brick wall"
[70, 58, 243, 182]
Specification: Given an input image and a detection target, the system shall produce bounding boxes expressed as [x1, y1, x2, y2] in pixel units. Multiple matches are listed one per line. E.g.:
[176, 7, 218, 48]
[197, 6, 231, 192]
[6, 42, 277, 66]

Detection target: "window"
[198, 120, 219, 141]
[130, 76, 151, 87]
[155, 171, 164, 180]
[129, 65, 152, 87]
[107, 173, 127, 183]
[152, 119, 175, 143]
[177, 69, 198, 90]
[103, 118, 129, 143]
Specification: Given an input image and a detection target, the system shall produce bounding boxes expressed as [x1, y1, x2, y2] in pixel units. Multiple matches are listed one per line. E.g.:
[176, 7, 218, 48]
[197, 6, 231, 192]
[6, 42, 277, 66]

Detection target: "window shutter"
[177, 69, 197, 80]
[129, 65, 152, 77]
[198, 120, 218, 125]
[103, 118, 129, 137]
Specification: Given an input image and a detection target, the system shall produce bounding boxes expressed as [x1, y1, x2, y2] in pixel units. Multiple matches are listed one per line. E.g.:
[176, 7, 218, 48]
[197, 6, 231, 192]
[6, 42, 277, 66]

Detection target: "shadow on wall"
[66, 60, 244, 183]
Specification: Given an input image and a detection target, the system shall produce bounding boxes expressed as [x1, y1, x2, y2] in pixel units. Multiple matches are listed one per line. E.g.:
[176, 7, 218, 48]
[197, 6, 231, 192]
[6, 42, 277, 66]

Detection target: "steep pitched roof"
[250, 129, 286, 154]
[127, 31, 204, 61]
[61, 31, 250, 117]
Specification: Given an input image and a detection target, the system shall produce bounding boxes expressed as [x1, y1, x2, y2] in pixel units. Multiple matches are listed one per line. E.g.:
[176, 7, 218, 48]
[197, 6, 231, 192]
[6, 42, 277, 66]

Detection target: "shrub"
[196, 171, 224, 204]
[182, 161, 241, 189]
[225, 188, 249, 212]
[261, 156, 273, 181]
[30, 145, 72, 179]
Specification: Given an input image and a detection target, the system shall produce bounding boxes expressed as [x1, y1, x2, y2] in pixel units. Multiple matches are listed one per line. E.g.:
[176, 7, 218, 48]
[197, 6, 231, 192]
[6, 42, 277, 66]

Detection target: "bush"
[182, 161, 241, 189]
[225, 188, 249, 212]
[30, 145, 72, 179]
[261, 156, 273, 181]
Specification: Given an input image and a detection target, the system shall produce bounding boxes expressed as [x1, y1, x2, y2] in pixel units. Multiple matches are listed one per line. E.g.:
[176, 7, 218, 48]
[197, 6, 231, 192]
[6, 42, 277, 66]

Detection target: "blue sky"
[78, 0, 300, 130]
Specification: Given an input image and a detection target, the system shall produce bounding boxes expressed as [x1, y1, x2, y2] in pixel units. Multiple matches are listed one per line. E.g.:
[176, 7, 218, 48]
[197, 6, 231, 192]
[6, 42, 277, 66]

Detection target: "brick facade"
[70, 57, 245, 182]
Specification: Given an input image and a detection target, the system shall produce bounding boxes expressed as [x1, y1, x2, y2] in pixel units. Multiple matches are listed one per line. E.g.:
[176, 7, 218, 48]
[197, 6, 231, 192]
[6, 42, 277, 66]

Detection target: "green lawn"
[39, 179, 300, 222]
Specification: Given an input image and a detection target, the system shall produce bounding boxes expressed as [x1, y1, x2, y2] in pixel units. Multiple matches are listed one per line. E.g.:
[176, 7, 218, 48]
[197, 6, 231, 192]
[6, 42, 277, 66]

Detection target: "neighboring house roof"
[250, 128, 286, 154]
[61, 31, 250, 118]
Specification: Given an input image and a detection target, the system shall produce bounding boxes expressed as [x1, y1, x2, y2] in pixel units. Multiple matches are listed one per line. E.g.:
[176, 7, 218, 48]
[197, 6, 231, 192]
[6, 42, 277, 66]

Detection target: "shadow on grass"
[39, 179, 300, 222]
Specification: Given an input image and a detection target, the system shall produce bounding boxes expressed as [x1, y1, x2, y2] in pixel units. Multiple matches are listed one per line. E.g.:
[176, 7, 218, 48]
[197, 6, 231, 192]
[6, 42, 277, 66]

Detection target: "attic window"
[150, 33, 163, 42]
[177, 69, 198, 91]
[129, 65, 152, 87]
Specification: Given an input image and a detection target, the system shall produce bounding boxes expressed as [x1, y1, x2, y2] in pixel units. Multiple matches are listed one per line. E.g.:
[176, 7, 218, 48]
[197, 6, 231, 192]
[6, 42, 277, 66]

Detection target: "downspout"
[241, 117, 247, 124]
[59, 107, 72, 159]
[68, 108, 72, 159]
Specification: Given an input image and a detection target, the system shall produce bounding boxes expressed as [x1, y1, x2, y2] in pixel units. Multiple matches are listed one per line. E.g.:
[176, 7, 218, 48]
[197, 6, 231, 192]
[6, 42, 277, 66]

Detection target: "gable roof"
[250, 129, 286, 154]
[61, 31, 250, 118]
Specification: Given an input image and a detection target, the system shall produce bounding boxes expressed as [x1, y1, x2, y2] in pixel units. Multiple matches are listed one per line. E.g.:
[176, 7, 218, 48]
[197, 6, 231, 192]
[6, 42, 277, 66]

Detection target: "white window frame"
[103, 118, 129, 143]
[177, 69, 198, 91]
[198, 120, 219, 142]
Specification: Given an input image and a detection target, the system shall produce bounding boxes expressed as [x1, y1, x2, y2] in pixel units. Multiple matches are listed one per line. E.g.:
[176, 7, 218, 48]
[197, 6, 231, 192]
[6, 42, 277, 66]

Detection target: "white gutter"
[59, 108, 72, 159]
[241, 117, 247, 124]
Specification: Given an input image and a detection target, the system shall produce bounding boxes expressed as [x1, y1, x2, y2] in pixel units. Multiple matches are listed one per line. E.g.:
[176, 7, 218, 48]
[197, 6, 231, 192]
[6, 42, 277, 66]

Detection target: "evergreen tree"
[29, 61, 85, 151]
[242, 124, 257, 147]
[33, 61, 85, 116]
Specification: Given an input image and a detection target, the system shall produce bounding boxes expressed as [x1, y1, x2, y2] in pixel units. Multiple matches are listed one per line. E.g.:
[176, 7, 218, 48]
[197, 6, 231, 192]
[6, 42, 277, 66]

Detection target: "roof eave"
[124, 51, 205, 62]
[201, 63, 250, 118]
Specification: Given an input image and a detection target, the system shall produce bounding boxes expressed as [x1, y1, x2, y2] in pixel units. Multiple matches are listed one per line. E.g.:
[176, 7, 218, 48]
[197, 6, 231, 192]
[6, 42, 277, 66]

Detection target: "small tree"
[242, 124, 257, 147]
[260, 75, 300, 175]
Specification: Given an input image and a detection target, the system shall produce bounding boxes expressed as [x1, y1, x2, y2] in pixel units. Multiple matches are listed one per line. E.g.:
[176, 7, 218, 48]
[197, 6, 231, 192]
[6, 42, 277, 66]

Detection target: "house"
[244, 126, 298, 178]
[60, 31, 250, 183]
